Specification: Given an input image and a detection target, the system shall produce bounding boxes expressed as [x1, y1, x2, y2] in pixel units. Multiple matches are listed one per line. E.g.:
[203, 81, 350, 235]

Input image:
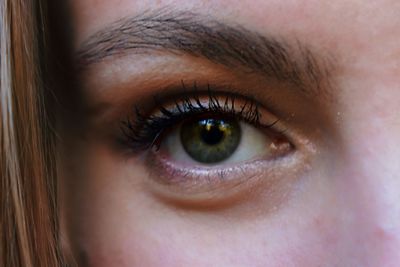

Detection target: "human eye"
[118, 83, 300, 205]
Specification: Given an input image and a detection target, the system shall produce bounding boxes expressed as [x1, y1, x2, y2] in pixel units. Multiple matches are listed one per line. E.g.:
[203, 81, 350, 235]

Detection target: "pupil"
[200, 120, 225, 145]
[180, 117, 241, 164]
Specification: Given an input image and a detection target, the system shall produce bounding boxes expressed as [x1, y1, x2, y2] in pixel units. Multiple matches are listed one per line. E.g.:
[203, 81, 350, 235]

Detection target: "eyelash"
[120, 86, 278, 152]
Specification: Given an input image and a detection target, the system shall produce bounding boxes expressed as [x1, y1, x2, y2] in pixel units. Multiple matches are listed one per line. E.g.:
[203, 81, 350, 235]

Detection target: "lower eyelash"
[119, 88, 265, 152]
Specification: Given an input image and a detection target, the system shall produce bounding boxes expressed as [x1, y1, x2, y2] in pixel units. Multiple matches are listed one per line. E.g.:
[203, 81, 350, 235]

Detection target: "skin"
[59, 0, 400, 266]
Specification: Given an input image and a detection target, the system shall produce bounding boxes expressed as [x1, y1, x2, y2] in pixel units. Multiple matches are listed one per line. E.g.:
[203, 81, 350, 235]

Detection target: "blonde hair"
[0, 0, 63, 266]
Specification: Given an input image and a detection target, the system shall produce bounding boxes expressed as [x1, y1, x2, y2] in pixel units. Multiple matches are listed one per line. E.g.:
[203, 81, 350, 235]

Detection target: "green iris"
[180, 118, 241, 164]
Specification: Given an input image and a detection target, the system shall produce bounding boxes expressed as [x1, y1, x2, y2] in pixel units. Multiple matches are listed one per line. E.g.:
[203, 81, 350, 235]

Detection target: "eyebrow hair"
[76, 9, 334, 98]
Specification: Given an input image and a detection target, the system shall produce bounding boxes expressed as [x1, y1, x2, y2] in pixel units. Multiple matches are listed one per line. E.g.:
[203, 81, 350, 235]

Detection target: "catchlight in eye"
[180, 117, 241, 164]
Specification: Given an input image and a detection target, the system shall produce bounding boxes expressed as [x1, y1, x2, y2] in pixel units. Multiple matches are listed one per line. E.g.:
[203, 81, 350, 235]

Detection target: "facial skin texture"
[59, 1, 400, 266]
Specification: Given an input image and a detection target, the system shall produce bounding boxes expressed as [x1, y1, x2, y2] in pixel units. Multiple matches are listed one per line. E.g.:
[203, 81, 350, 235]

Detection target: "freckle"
[374, 226, 394, 242]
[313, 217, 323, 226]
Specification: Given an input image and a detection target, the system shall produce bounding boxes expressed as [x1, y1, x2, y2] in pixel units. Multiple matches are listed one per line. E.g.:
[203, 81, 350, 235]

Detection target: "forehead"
[69, 0, 400, 48]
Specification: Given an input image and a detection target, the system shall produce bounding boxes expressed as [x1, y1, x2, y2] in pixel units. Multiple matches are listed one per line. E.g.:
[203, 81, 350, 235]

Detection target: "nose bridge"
[335, 92, 400, 265]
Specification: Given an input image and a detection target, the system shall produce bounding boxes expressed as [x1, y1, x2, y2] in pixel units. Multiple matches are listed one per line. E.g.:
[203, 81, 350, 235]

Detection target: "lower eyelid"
[143, 147, 299, 206]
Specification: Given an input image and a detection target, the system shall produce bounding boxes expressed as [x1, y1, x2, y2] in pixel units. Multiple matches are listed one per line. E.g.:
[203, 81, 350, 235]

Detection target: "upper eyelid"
[119, 91, 278, 152]
[153, 84, 264, 113]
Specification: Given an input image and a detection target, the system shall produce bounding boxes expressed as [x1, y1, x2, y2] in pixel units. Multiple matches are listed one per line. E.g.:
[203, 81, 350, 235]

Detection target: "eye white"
[162, 121, 276, 166]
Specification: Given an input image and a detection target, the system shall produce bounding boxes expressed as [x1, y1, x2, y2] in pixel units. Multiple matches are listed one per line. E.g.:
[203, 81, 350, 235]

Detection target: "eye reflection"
[180, 117, 241, 164]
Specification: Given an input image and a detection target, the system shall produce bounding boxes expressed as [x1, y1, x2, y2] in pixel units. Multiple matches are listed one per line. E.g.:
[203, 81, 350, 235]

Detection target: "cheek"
[78, 226, 339, 267]
[70, 199, 341, 267]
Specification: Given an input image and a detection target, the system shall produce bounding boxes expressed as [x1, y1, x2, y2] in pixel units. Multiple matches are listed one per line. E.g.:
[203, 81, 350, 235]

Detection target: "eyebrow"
[76, 9, 334, 98]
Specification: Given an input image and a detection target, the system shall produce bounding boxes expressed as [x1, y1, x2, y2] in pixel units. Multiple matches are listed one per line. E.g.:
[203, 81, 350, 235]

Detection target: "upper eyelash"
[119, 89, 268, 152]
